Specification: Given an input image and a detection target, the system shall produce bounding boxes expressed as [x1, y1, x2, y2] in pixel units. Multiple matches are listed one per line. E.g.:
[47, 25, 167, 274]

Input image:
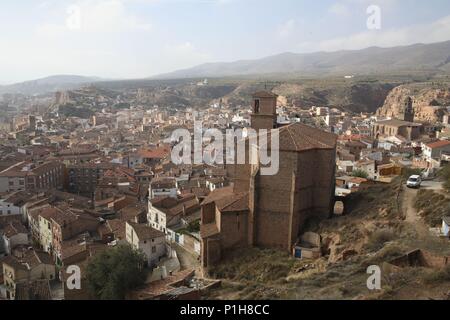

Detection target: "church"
[200, 91, 338, 271]
[372, 97, 422, 141]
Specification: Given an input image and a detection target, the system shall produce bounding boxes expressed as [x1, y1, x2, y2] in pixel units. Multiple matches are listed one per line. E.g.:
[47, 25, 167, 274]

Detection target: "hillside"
[154, 41, 450, 79]
[376, 82, 450, 122]
[129, 77, 399, 113]
[0, 75, 102, 95]
[205, 180, 450, 300]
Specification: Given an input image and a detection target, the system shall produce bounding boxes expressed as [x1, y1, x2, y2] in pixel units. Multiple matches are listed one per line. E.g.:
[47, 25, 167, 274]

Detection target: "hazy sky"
[1, 0, 450, 83]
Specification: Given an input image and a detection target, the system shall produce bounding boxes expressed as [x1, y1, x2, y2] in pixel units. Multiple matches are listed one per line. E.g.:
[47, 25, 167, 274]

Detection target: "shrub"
[422, 265, 450, 284]
[365, 229, 396, 252]
[352, 169, 369, 179]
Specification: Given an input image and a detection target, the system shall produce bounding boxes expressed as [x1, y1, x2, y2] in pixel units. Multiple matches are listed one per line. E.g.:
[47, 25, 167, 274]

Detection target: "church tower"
[400, 96, 414, 122]
[251, 91, 278, 131]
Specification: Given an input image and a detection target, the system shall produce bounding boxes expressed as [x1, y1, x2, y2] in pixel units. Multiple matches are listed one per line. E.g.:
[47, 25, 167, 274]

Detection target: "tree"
[438, 164, 450, 191]
[352, 169, 369, 179]
[86, 245, 148, 300]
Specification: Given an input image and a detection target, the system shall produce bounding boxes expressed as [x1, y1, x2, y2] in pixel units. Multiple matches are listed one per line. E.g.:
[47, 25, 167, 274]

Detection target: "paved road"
[172, 243, 201, 273]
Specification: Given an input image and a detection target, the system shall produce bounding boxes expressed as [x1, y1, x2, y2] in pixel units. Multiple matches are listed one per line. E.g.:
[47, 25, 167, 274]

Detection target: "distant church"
[200, 91, 338, 271]
[399, 96, 415, 122]
[372, 96, 422, 141]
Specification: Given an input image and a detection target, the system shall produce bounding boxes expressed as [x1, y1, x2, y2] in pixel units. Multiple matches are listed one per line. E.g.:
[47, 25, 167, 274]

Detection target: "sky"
[1, 0, 450, 84]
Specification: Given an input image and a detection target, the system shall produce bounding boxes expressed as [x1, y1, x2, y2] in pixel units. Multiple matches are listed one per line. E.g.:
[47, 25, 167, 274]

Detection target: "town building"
[125, 222, 166, 267]
[149, 177, 179, 199]
[0, 161, 64, 193]
[1, 249, 55, 300]
[148, 194, 200, 234]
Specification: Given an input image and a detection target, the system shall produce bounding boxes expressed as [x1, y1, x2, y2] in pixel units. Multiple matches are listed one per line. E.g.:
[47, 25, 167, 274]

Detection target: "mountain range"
[153, 40, 450, 79]
[2, 40, 450, 95]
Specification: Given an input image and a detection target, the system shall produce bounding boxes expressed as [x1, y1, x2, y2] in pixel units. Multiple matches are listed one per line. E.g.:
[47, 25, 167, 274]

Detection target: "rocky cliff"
[376, 83, 450, 122]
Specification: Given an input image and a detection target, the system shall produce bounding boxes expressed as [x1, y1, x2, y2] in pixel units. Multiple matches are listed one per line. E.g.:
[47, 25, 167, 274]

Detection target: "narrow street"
[172, 243, 201, 274]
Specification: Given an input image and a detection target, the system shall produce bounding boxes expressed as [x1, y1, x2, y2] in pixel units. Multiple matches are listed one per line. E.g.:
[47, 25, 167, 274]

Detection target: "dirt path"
[401, 185, 432, 238]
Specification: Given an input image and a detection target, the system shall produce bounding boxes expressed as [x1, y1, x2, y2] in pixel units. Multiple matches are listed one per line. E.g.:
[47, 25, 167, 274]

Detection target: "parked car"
[406, 175, 422, 188]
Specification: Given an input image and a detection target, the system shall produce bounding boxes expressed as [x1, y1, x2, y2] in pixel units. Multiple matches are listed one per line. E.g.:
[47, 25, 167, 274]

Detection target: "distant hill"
[153, 41, 450, 79]
[0, 75, 103, 95]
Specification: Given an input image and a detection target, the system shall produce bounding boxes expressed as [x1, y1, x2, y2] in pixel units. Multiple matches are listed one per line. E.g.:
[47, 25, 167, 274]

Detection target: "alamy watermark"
[366, 265, 382, 290]
[66, 265, 81, 290]
[367, 5, 382, 30]
[169, 113, 280, 176]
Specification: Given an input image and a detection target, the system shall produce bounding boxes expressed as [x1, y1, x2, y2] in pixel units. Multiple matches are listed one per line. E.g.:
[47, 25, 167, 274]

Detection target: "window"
[152, 246, 156, 253]
[254, 99, 260, 113]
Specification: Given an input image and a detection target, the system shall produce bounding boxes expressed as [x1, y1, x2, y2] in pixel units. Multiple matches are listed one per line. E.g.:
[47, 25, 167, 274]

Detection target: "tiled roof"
[276, 123, 337, 152]
[252, 91, 278, 98]
[202, 186, 249, 213]
[151, 194, 200, 217]
[426, 140, 450, 149]
[15, 280, 52, 300]
[136, 146, 170, 159]
[2, 221, 28, 238]
[127, 222, 165, 241]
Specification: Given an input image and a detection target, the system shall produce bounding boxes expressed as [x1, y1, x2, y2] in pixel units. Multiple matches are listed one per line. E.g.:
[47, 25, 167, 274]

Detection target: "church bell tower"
[400, 96, 415, 123]
[250, 91, 278, 131]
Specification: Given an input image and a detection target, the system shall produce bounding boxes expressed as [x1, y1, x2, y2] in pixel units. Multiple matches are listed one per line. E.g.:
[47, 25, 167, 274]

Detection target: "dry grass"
[365, 229, 396, 252]
[422, 265, 450, 284]
[208, 248, 300, 284]
[415, 190, 450, 227]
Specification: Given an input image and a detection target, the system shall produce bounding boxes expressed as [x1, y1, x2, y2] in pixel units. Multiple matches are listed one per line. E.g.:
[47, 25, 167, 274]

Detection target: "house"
[337, 160, 354, 173]
[26, 205, 52, 244]
[423, 140, 450, 161]
[442, 217, 450, 238]
[126, 269, 199, 300]
[342, 140, 367, 160]
[354, 159, 377, 180]
[0, 161, 64, 193]
[38, 207, 59, 254]
[97, 219, 126, 245]
[125, 222, 166, 267]
[149, 177, 179, 199]
[126, 145, 170, 169]
[117, 203, 147, 224]
[51, 208, 101, 265]
[148, 194, 200, 235]
[13, 280, 52, 300]
[1, 249, 55, 300]
[0, 191, 35, 219]
[1, 222, 29, 255]
[372, 119, 422, 141]
[293, 232, 322, 259]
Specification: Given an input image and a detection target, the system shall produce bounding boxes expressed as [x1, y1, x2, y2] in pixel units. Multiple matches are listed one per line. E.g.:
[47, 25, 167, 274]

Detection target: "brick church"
[200, 91, 337, 271]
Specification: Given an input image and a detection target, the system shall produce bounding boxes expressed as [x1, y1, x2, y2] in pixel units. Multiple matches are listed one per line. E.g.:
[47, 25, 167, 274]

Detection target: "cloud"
[36, 0, 152, 37]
